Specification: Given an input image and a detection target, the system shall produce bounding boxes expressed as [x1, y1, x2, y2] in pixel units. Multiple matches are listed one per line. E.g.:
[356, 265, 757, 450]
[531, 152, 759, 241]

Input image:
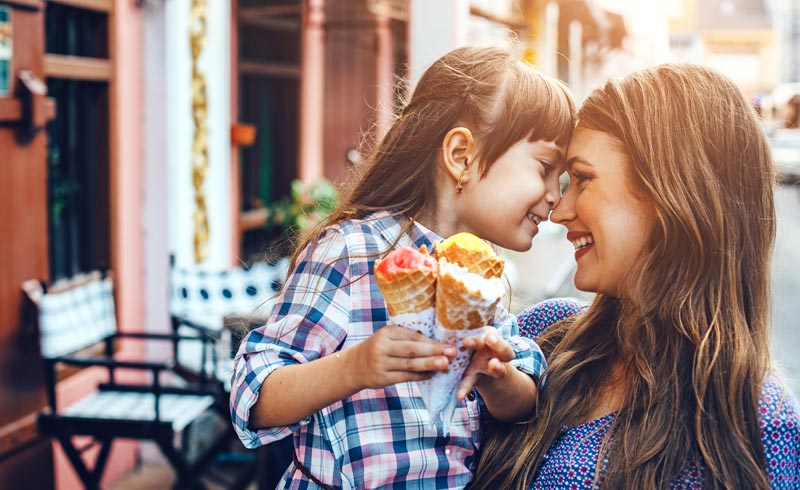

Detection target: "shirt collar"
[369, 210, 441, 254]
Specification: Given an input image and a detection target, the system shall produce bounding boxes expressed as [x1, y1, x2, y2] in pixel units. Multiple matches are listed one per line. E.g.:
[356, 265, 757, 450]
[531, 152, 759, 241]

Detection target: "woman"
[471, 64, 799, 488]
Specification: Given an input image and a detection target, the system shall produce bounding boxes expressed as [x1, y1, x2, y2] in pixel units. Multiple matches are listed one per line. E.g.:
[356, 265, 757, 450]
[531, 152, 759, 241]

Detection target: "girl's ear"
[441, 127, 474, 183]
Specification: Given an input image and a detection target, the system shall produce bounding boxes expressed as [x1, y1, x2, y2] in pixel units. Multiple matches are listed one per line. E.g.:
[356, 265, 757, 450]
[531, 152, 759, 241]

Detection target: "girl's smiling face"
[458, 138, 565, 252]
[551, 128, 655, 298]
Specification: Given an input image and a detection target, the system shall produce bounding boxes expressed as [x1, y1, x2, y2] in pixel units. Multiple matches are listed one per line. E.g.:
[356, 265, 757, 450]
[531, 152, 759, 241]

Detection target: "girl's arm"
[250, 325, 452, 428]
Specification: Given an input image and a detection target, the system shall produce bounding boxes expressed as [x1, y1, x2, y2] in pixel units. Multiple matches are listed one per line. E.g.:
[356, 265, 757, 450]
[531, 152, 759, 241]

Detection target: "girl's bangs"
[479, 72, 576, 169]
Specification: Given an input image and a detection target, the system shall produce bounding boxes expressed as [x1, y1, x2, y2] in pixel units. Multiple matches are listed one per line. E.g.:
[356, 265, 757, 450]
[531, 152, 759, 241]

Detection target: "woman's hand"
[347, 325, 455, 391]
[456, 327, 516, 400]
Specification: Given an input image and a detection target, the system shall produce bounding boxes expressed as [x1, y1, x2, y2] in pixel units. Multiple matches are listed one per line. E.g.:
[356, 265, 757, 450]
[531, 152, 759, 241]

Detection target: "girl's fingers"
[388, 340, 456, 359]
[487, 357, 509, 378]
[388, 355, 450, 373]
[484, 333, 515, 362]
[457, 373, 479, 400]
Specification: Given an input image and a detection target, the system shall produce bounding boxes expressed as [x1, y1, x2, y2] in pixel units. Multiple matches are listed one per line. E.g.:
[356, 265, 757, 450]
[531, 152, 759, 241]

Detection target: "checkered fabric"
[38, 275, 117, 359]
[64, 391, 216, 432]
[230, 210, 547, 489]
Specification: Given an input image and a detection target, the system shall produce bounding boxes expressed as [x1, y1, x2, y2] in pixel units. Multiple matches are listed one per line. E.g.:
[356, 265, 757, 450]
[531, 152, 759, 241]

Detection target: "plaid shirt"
[230, 211, 547, 489]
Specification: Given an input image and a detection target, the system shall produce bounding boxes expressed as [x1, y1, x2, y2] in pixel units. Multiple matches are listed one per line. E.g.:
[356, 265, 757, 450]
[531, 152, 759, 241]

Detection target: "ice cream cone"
[435, 232, 504, 279]
[375, 245, 437, 316]
[426, 259, 505, 429]
[435, 269, 501, 330]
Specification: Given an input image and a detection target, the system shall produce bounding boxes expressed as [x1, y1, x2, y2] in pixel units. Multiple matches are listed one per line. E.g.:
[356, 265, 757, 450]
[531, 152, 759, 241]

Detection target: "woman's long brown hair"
[472, 64, 776, 489]
[289, 45, 575, 270]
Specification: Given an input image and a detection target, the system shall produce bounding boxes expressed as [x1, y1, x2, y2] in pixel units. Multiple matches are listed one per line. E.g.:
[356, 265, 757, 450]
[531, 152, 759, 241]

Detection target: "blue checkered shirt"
[230, 210, 547, 489]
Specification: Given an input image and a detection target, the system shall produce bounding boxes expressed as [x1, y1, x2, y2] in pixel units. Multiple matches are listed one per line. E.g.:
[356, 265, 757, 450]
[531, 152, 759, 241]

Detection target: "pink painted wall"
[53, 0, 145, 487]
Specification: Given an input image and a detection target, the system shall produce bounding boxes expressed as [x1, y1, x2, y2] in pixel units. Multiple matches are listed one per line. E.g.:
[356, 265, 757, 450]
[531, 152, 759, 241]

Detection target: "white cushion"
[169, 259, 289, 329]
[63, 391, 216, 432]
[38, 277, 117, 359]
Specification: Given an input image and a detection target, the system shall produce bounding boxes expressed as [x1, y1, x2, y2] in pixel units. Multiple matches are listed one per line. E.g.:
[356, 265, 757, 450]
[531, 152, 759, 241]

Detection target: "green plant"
[264, 178, 338, 235]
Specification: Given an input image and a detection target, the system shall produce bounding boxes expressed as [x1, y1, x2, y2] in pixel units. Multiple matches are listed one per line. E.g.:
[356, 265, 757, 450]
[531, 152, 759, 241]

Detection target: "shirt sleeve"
[516, 298, 588, 341]
[759, 376, 800, 488]
[230, 227, 353, 448]
[492, 305, 547, 380]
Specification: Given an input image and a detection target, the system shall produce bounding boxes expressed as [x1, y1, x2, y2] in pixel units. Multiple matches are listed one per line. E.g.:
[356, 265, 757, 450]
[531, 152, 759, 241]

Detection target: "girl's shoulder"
[516, 298, 588, 341]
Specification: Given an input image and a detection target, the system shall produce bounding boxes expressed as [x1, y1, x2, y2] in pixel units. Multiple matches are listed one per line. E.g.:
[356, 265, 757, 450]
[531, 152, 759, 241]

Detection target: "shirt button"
[445, 449, 451, 455]
[467, 391, 476, 401]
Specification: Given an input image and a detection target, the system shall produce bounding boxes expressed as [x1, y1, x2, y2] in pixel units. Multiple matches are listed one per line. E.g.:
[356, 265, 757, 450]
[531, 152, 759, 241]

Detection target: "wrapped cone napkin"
[375, 245, 439, 417]
[374, 235, 506, 431]
[428, 233, 505, 429]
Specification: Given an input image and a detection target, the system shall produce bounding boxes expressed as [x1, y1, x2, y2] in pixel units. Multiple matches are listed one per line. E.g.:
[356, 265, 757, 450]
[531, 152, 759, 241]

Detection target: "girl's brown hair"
[472, 64, 776, 489]
[290, 45, 575, 269]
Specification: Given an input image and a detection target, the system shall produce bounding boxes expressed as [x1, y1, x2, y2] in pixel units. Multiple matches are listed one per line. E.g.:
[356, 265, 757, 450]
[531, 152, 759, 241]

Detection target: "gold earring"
[455, 158, 468, 194]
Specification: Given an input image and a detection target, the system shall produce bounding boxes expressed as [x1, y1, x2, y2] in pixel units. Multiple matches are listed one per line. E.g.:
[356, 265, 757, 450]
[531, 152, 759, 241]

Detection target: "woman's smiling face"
[551, 128, 656, 298]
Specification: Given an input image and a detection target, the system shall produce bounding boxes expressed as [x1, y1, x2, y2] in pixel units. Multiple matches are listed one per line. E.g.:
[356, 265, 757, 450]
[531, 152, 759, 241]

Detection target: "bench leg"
[156, 436, 206, 490]
[57, 436, 112, 490]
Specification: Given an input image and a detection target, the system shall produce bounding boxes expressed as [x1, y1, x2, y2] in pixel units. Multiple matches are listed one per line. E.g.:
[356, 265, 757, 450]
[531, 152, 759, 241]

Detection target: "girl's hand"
[456, 327, 516, 400]
[347, 325, 455, 390]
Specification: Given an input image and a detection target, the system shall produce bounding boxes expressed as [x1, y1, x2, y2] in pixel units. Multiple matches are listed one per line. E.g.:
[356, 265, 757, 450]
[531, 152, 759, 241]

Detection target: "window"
[0, 6, 11, 96]
[44, 0, 112, 280]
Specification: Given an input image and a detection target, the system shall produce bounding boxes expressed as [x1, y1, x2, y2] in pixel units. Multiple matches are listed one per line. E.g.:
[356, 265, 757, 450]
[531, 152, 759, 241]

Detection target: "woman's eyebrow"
[566, 156, 592, 171]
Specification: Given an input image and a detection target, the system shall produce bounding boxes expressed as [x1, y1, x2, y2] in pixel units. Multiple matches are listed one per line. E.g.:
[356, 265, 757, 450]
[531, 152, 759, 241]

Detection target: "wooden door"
[0, 1, 54, 488]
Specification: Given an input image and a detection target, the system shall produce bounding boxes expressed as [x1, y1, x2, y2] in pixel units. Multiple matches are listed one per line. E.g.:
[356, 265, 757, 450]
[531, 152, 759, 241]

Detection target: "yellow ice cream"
[435, 232, 504, 279]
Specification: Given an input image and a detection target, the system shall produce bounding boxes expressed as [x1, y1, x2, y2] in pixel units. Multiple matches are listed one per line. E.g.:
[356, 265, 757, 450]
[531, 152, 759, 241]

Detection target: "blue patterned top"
[518, 299, 800, 489]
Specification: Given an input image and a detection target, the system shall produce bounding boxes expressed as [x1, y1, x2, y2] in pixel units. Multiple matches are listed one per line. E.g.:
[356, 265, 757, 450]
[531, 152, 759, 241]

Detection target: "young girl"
[230, 46, 575, 489]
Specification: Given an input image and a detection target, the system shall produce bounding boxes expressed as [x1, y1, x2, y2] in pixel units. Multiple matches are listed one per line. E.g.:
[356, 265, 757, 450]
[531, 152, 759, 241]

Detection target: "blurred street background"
[2, 0, 800, 488]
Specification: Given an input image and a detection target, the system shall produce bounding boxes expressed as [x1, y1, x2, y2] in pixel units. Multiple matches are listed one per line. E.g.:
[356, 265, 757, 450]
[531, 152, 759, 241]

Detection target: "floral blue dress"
[518, 299, 800, 489]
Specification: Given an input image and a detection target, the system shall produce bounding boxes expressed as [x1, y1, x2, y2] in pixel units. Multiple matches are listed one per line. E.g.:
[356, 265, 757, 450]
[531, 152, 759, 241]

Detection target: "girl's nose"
[545, 177, 562, 210]
[545, 190, 559, 210]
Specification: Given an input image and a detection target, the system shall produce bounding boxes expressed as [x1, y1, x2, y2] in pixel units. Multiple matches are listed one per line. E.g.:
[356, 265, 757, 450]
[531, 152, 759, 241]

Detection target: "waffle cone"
[436, 245, 504, 279]
[375, 267, 437, 316]
[435, 272, 500, 330]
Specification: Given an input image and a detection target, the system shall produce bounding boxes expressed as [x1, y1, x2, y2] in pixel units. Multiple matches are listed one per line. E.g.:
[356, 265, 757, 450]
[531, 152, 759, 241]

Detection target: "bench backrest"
[23, 272, 117, 359]
[169, 259, 289, 328]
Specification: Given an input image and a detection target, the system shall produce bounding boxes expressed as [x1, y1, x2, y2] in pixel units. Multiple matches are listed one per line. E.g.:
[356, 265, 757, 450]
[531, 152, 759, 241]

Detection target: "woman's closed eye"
[569, 170, 591, 187]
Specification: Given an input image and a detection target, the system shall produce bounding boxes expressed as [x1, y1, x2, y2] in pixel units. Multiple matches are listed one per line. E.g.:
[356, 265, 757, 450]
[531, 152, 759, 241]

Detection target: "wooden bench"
[23, 271, 229, 490]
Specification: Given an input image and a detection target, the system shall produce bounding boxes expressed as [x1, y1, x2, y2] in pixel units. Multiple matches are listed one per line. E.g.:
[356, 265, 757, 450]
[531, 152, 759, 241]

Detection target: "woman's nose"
[550, 188, 575, 224]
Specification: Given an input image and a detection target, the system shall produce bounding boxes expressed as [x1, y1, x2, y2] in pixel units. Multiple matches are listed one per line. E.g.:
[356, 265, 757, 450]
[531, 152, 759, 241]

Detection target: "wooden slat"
[0, 99, 22, 122]
[238, 5, 301, 18]
[239, 60, 300, 79]
[44, 54, 112, 81]
[238, 14, 300, 32]
[0, 98, 54, 122]
[239, 207, 268, 233]
[47, 0, 111, 13]
[470, 5, 527, 30]
[0, 413, 39, 457]
[0, 0, 43, 10]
